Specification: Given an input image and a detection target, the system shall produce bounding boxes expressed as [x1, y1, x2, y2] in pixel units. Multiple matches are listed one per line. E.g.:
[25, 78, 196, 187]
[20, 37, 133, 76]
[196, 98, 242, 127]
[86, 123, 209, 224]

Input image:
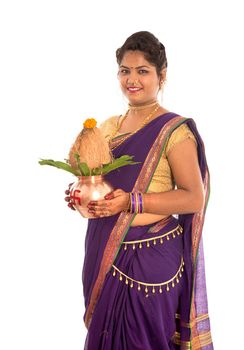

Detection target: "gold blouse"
[99, 116, 197, 193]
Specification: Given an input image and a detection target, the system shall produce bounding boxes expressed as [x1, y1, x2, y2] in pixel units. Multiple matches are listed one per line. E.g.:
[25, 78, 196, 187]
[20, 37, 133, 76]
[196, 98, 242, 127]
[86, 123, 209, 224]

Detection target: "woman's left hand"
[87, 189, 129, 217]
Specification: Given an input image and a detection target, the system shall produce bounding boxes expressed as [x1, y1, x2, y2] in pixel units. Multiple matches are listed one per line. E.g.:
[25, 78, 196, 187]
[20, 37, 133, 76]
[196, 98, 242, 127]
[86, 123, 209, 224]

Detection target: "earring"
[160, 80, 166, 88]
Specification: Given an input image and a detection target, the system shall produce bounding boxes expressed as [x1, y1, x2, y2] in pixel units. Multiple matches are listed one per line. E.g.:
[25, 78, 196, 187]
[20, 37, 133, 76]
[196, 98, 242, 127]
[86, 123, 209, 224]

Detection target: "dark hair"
[116, 31, 167, 76]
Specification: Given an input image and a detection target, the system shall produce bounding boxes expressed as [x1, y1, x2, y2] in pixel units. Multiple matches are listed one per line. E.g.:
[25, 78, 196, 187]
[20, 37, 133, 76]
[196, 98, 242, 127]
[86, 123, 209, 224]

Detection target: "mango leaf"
[38, 159, 79, 176]
[101, 155, 141, 175]
[39, 154, 140, 177]
[74, 153, 90, 176]
[79, 162, 91, 176]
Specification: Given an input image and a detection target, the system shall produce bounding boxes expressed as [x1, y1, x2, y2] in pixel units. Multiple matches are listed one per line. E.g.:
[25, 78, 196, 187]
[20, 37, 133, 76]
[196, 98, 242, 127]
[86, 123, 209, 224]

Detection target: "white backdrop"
[0, 1, 243, 349]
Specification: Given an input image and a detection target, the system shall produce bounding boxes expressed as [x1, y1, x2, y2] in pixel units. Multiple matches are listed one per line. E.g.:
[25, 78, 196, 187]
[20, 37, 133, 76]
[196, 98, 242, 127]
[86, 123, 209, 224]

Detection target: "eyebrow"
[119, 65, 150, 69]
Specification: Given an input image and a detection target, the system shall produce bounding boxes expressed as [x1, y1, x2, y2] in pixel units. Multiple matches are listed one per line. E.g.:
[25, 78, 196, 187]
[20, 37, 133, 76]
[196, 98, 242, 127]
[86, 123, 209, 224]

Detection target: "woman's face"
[118, 50, 162, 106]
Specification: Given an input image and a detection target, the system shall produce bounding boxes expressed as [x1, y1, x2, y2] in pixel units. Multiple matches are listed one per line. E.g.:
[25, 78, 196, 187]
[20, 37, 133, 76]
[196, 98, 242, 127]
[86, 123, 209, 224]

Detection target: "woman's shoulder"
[171, 120, 194, 135]
[165, 119, 197, 156]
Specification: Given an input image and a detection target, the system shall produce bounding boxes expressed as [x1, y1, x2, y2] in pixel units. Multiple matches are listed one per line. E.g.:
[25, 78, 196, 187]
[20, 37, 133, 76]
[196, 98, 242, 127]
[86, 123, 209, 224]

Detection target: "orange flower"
[83, 118, 97, 129]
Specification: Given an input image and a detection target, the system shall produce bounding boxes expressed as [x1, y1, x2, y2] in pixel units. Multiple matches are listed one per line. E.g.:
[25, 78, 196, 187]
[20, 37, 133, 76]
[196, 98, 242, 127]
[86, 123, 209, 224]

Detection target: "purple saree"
[82, 113, 213, 350]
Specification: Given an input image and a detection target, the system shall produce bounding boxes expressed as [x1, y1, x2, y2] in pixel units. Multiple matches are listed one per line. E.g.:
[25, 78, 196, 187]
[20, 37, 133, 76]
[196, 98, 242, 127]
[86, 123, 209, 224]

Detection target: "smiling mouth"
[127, 87, 143, 92]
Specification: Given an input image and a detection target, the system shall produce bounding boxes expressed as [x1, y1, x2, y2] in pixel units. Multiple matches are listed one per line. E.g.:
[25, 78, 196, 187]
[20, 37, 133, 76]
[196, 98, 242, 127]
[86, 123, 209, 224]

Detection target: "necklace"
[109, 103, 160, 150]
[128, 100, 158, 111]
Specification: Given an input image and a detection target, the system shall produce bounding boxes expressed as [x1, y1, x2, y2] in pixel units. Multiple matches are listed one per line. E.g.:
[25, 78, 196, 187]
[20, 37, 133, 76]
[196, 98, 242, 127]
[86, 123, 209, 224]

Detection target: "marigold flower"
[83, 118, 97, 129]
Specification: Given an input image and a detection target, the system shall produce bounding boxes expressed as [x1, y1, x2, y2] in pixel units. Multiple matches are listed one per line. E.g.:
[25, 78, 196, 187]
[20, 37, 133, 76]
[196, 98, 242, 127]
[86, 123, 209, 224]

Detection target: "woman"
[66, 31, 213, 350]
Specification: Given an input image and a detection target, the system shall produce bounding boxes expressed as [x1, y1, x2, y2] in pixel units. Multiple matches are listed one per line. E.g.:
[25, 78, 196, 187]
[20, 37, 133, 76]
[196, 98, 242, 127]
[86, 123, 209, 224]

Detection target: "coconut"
[68, 118, 113, 170]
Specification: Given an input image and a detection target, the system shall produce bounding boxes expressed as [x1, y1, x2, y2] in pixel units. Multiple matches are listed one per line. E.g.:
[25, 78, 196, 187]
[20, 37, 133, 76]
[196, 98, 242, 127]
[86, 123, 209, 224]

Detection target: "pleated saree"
[82, 112, 213, 349]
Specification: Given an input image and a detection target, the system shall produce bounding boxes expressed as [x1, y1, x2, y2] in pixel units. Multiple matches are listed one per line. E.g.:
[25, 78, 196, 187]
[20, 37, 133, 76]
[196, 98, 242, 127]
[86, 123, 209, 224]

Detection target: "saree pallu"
[82, 112, 214, 349]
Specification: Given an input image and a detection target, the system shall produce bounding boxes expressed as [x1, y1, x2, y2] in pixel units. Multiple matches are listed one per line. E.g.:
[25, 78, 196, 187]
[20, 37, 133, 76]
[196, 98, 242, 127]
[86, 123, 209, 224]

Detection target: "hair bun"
[159, 43, 165, 51]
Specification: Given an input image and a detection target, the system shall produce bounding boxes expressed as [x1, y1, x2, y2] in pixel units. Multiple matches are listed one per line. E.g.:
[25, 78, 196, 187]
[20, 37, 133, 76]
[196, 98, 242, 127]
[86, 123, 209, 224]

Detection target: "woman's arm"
[143, 138, 204, 215]
[87, 137, 204, 218]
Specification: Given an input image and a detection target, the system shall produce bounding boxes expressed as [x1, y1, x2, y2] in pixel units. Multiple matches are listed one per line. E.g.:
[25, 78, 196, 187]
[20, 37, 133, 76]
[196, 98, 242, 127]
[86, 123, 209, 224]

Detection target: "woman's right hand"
[64, 182, 76, 211]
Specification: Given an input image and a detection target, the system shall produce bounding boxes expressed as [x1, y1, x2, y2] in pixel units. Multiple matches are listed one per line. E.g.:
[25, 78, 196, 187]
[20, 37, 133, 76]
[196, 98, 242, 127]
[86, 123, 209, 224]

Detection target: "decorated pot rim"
[77, 175, 106, 183]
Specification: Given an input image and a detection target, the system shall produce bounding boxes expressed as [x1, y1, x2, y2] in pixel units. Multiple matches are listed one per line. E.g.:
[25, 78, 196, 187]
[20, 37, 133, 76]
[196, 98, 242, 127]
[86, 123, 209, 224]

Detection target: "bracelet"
[124, 192, 144, 214]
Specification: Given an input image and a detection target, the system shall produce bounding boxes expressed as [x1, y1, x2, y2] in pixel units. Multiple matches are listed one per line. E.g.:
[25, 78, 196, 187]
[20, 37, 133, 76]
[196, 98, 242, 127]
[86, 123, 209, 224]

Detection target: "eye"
[119, 69, 130, 75]
[138, 69, 148, 74]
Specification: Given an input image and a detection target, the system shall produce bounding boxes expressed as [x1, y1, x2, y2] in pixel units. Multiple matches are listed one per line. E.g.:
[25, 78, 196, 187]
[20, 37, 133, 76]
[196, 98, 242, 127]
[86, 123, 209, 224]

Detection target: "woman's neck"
[128, 99, 158, 110]
[127, 100, 159, 118]
[127, 106, 169, 125]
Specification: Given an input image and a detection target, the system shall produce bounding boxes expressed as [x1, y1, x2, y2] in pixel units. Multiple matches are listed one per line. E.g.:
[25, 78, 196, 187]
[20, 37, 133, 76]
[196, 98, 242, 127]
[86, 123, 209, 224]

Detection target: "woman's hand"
[87, 189, 130, 217]
[64, 182, 76, 211]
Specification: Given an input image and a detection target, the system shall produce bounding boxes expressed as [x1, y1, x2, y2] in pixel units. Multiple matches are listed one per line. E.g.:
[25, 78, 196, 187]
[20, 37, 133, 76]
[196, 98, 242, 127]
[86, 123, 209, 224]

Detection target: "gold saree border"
[190, 168, 211, 349]
[191, 170, 210, 260]
[173, 330, 213, 350]
[84, 116, 189, 328]
[175, 311, 213, 349]
[175, 313, 210, 328]
[84, 211, 135, 328]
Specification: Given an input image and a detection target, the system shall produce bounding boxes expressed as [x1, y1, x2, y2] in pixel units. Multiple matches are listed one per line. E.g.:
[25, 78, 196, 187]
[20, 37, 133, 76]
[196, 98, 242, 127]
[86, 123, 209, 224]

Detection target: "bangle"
[137, 192, 144, 214]
[125, 191, 144, 214]
[131, 192, 135, 213]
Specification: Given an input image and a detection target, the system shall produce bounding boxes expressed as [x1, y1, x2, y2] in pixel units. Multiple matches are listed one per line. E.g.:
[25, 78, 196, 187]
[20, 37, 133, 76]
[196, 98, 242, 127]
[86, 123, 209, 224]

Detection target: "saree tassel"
[152, 286, 156, 294]
[137, 283, 141, 291]
[125, 278, 129, 285]
[119, 274, 123, 281]
[139, 242, 143, 249]
[159, 286, 163, 293]
[153, 239, 157, 245]
[113, 269, 116, 277]
[124, 244, 127, 250]
[146, 241, 150, 248]
[130, 281, 134, 288]
[172, 232, 176, 238]
[132, 243, 136, 250]
[166, 284, 170, 292]
[167, 235, 170, 241]
[160, 238, 163, 244]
